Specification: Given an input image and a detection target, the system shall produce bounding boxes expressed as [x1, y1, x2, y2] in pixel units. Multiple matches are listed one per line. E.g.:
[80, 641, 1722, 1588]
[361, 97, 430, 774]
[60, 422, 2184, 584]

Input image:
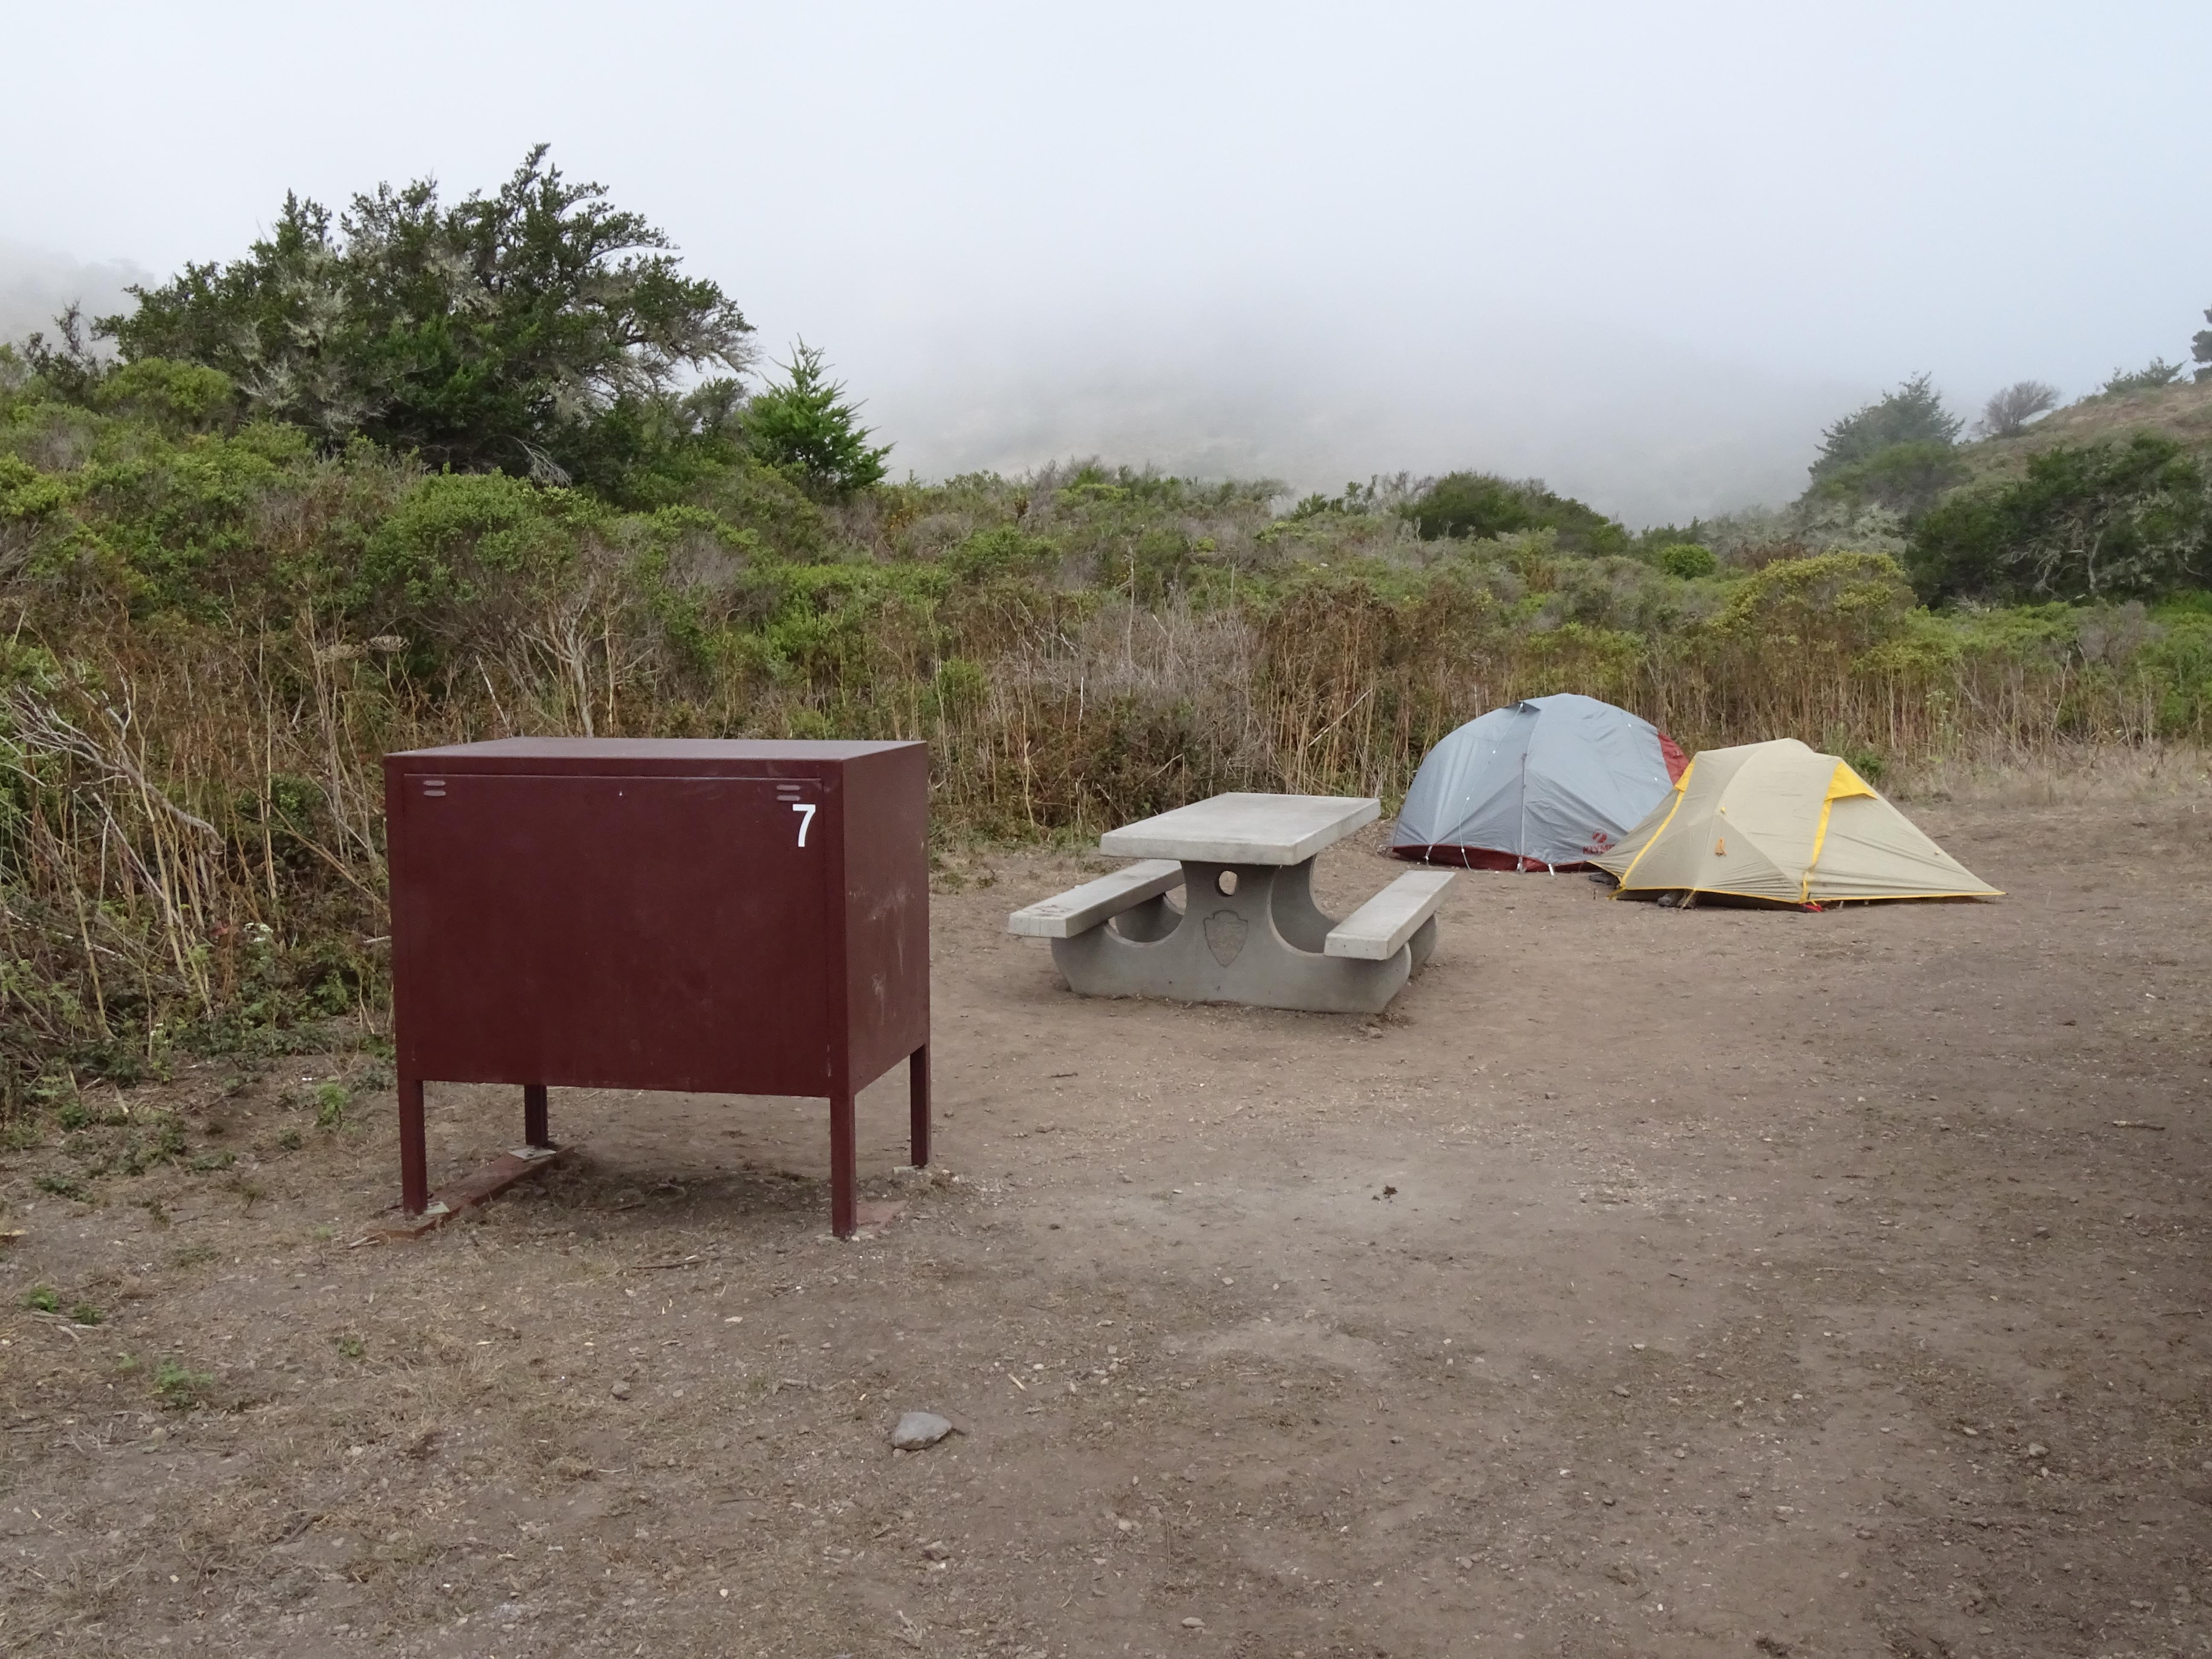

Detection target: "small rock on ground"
[893, 1411, 954, 1450]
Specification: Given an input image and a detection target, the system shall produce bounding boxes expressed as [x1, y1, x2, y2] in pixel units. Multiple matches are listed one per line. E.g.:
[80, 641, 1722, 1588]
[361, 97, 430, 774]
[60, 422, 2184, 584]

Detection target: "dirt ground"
[4, 782, 2212, 1659]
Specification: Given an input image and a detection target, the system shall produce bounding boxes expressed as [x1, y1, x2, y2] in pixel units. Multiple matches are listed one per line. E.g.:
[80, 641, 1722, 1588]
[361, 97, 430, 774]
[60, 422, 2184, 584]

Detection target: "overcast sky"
[5, 2, 2208, 525]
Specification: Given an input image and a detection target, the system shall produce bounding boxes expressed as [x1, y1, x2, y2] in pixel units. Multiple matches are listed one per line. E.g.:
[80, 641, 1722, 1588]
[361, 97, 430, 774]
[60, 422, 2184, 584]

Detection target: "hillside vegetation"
[1953, 376, 2212, 488]
[3, 153, 2210, 1112]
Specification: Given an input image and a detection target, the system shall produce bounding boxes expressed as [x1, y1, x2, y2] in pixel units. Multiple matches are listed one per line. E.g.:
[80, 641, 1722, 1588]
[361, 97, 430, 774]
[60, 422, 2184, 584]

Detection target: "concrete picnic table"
[1007, 792, 1453, 1014]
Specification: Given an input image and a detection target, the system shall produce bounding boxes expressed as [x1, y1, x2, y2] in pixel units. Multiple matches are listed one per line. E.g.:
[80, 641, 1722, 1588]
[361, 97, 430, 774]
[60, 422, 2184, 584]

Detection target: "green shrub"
[943, 525, 1058, 582]
[152, 1358, 214, 1411]
[1408, 472, 1629, 556]
[92, 358, 237, 433]
[355, 469, 587, 622]
[1909, 435, 2209, 603]
[312, 1081, 351, 1129]
[1714, 552, 1917, 655]
[2101, 359, 2186, 396]
[1806, 440, 1968, 518]
[1655, 543, 1717, 579]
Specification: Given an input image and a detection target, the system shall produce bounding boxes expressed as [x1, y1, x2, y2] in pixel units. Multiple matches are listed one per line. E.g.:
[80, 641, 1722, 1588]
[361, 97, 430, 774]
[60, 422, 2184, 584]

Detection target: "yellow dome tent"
[1593, 739, 2000, 905]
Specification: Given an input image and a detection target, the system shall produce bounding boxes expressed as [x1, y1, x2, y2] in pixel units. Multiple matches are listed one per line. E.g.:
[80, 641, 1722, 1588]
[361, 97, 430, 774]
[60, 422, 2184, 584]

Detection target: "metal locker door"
[391, 772, 833, 1095]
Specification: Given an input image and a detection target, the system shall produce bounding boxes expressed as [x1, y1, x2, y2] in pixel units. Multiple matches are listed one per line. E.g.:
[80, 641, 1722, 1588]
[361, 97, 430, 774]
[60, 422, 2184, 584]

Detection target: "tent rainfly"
[1391, 693, 1687, 871]
[1593, 738, 2001, 905]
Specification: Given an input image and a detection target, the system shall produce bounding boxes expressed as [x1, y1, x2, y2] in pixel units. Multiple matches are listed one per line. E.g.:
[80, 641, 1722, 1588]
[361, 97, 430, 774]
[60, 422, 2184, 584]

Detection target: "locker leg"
[908, 1044, 931, 1168]
[830, 1088, 857, 1240]
[399, 1074, 429, 1214]
[523, 1083, 550, 1150]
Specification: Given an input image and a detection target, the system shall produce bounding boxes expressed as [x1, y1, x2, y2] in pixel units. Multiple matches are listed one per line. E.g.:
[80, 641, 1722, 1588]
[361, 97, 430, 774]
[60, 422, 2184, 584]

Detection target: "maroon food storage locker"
[382, 738, 930, 1238]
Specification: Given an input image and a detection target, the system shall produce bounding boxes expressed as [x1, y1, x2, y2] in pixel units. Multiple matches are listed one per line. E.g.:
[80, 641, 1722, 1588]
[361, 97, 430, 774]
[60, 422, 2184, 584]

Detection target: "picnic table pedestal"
[1010, 794, 1452, 1016]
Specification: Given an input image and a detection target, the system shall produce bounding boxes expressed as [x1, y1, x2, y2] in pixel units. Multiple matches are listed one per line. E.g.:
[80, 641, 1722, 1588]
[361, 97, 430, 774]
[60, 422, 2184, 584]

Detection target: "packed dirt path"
[3, 785, 2210, 1658]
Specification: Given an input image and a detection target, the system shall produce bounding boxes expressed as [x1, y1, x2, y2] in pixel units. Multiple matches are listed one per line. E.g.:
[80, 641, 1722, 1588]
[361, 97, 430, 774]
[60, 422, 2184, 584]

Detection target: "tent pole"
[1516, 748, 1529, 872]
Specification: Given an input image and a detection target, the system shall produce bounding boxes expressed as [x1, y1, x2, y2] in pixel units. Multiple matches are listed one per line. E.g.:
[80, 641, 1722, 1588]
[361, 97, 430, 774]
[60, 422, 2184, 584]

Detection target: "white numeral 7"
[791, 802, 817, 847]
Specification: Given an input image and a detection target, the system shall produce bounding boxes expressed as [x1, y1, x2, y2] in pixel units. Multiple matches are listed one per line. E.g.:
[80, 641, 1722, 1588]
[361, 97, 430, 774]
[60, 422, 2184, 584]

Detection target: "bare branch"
[1978, 380, 2059, 439]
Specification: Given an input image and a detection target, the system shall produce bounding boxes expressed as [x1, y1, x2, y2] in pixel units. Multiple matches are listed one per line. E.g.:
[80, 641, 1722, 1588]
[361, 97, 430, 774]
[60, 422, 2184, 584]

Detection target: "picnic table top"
[1097, 792, 1380, 866]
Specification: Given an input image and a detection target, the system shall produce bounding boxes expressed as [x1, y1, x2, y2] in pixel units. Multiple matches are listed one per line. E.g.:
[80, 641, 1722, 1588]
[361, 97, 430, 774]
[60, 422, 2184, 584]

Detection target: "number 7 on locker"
[791, 802, 817, 846]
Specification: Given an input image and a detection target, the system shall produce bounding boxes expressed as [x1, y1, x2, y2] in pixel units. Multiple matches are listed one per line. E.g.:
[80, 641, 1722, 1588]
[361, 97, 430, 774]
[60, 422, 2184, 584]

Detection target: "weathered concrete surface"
[1006, 859, 1182, 938]
[1324, 868, 1456, 959]
[1047, 858, 1431, 1015]
[1098, 793, 1378, 866]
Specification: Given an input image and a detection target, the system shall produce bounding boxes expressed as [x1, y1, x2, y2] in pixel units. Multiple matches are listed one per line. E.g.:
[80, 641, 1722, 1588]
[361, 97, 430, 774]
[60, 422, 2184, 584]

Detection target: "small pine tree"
[1810, 373, 1962, 482]
[2192, 308, 2212, 383]
[744, 341, 891, 499]
[2102, 358, 2185, 395]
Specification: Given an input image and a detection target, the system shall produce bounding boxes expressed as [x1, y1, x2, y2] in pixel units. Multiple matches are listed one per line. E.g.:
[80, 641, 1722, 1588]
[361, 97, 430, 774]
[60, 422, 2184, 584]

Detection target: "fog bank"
[853, 302, 1858, 527]
[0, 243, 149, 353]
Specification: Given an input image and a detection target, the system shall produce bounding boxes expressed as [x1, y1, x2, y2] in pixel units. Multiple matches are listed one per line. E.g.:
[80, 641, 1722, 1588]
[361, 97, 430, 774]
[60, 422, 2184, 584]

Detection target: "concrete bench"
[1324, 868, 1455, 960]
[1007, 860, 1184, 938]
[1011, 796, 1455, 1014]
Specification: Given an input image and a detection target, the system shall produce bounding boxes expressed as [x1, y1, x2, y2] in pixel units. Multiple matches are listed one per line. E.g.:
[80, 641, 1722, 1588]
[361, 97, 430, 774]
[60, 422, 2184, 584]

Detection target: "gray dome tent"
[1391, 694, 1687, 871]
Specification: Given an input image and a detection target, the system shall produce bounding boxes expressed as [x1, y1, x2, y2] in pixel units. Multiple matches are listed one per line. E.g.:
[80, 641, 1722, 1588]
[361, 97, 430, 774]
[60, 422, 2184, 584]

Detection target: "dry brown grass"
[1959, 375, 2212, 488]
[1886, 738, 2212, 806]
